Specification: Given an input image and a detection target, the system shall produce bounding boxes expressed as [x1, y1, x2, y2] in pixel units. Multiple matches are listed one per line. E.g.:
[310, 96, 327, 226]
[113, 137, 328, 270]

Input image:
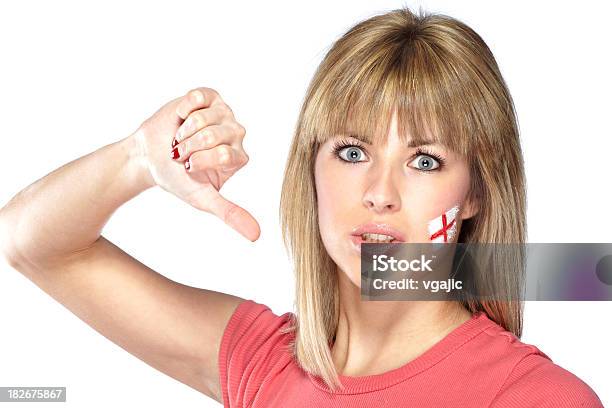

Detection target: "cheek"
[314, 160, 351, 242]
[427, 204, 460, 242]
[417, 173, 471, 243]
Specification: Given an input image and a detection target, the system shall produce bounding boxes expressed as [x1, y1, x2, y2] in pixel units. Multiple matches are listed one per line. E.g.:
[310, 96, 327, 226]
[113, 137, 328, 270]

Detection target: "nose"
[362, 166, 402, 214]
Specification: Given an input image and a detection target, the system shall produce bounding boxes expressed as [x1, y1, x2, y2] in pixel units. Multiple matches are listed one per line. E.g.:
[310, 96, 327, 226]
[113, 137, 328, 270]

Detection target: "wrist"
[120, 130, 156, 192]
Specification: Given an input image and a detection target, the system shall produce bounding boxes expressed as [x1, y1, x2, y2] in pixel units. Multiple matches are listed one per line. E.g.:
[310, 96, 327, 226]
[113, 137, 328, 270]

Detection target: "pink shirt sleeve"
[489, 353, 604, 408]
[218, 299, 294, 408]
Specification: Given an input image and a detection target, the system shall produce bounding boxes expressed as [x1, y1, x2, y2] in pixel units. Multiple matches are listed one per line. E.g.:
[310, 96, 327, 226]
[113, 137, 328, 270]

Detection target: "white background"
[0, 1, 610, 407]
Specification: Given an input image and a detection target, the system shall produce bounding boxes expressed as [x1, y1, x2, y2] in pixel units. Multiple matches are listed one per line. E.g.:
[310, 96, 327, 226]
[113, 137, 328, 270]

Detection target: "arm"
[1, 133, 152, 264]
[0, 88, 257, 403]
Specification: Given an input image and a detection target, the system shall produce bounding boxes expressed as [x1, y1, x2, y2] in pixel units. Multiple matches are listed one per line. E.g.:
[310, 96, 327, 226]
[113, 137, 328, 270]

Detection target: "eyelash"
[331, 138, 446, 171]
[414, 147, 446, 169]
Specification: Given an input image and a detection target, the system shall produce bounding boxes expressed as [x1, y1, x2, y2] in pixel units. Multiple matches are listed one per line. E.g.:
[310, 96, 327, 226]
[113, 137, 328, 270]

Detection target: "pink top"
[218, 299, 604, 407]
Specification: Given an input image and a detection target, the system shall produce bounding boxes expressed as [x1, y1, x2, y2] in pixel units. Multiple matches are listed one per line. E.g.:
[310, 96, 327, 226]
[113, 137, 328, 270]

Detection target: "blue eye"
[331, 139, 446, 171]
[410, 154, 440, 171]
[338, 146, 365, 163]
[332, 140, 366, 164]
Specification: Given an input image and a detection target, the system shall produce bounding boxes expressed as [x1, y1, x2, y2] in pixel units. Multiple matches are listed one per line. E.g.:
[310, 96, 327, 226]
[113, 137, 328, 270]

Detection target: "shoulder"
[218, 299, 296, 407]
[219, 299, 295, 367]
[481, 323, 604, 408]
[220, 299, 294, 347]
[490, 354, 604, 407]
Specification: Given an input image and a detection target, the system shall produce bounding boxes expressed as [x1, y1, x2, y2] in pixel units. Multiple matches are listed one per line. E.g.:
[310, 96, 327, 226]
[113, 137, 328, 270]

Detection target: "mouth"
[349, 222, 406, 253]
[353, 233, 398, 243]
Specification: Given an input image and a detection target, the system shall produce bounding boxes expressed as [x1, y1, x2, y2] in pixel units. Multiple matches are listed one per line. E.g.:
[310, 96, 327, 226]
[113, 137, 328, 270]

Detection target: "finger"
[188, 185, 261, 242]
[173, 124, 246, 160]
[175, 104, 230, 143]
[185, 145, 249, 173]
[175, 87, 223, 121]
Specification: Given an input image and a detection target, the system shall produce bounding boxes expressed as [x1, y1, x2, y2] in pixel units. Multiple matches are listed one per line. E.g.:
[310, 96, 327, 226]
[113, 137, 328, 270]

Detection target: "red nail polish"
[171, 147, 179, 159]
[172, 138, 178, 148]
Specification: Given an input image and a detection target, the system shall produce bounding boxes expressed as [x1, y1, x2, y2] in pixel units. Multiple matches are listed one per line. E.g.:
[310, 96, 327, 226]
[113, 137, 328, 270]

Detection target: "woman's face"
[314, 111, 478, 287]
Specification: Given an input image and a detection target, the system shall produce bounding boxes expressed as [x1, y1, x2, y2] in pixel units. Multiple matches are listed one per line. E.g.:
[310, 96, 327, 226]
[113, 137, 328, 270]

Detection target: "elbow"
[0, 214, 51, 284]
[1, 247, 25, 271]
[0, 209, 21, 269]
[0, 204, 31, 271]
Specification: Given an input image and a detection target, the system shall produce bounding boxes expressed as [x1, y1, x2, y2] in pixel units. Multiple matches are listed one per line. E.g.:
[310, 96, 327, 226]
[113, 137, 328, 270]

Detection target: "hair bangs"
[305, 32, 476, 158]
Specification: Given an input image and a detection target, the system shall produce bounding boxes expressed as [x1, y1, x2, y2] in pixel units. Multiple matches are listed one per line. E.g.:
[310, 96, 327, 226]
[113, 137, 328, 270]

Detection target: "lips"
[351, 222, 407, 242]
[349, 223, 406, 255]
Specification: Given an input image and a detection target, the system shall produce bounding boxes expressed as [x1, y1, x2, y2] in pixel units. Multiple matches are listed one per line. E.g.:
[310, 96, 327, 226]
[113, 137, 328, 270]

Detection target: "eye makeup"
[413, 146, 446, 168]
[330, 136, 447, 171]
[331, 137, 367, 164]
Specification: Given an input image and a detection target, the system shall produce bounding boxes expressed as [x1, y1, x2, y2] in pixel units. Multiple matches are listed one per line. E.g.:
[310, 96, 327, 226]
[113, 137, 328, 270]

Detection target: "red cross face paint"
[428, 205, 460, 243]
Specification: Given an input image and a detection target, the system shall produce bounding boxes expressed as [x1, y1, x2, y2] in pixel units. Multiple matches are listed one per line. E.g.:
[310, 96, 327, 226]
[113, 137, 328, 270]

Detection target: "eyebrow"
[341, 132, 435, 148]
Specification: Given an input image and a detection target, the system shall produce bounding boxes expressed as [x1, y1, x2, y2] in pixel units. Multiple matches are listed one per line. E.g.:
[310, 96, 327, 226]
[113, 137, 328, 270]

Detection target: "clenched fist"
[131, 87, 260, 242]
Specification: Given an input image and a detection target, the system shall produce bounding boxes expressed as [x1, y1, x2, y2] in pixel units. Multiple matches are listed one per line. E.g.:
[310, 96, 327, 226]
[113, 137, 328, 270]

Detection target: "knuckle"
[191, 112, 205, 129]
[220, 103, 233, 116]
[208, 87, 220, 98]
[234, 122, 246, 137]
[218, 146, 233, 165]
[188, 89, 204, 105]
[199, 128, 214, 145]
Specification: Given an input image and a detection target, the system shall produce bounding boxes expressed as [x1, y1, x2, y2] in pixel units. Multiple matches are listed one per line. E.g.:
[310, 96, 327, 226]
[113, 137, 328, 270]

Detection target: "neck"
[331, 270, 472, 377]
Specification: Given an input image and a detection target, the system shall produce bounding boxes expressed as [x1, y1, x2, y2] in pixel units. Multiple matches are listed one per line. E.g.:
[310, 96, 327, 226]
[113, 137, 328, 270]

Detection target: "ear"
[460, 194, 479, 220]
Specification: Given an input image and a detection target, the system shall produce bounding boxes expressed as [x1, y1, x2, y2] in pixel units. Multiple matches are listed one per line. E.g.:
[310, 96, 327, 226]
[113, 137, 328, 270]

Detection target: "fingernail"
[185, 160, 191, 170]
[171, 147, 179, 159]
[171, 138, 178, 148]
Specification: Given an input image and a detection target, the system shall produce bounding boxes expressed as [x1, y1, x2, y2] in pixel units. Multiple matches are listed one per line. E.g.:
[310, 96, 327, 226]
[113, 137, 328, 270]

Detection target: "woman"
[0, 6, 603, 407]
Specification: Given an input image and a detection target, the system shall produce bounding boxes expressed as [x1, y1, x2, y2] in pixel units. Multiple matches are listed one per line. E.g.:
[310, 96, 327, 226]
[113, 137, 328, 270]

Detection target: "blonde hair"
[279, 6, 526, 391]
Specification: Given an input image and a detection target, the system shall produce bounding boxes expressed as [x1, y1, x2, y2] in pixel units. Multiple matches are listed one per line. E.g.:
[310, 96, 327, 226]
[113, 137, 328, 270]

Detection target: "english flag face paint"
[428, 205, 460, 243]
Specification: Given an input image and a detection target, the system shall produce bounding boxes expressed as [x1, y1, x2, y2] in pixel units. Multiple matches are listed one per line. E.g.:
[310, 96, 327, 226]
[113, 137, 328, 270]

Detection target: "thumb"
[190, 185, 261, 242]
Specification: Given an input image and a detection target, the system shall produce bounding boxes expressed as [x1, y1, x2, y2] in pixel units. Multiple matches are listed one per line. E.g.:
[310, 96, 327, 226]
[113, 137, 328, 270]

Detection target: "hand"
[131, 87, 260, 242]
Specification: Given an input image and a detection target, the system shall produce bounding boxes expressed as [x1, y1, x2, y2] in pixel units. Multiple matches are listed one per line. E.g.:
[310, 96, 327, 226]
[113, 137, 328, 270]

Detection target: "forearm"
[0, 132, 155, 266]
